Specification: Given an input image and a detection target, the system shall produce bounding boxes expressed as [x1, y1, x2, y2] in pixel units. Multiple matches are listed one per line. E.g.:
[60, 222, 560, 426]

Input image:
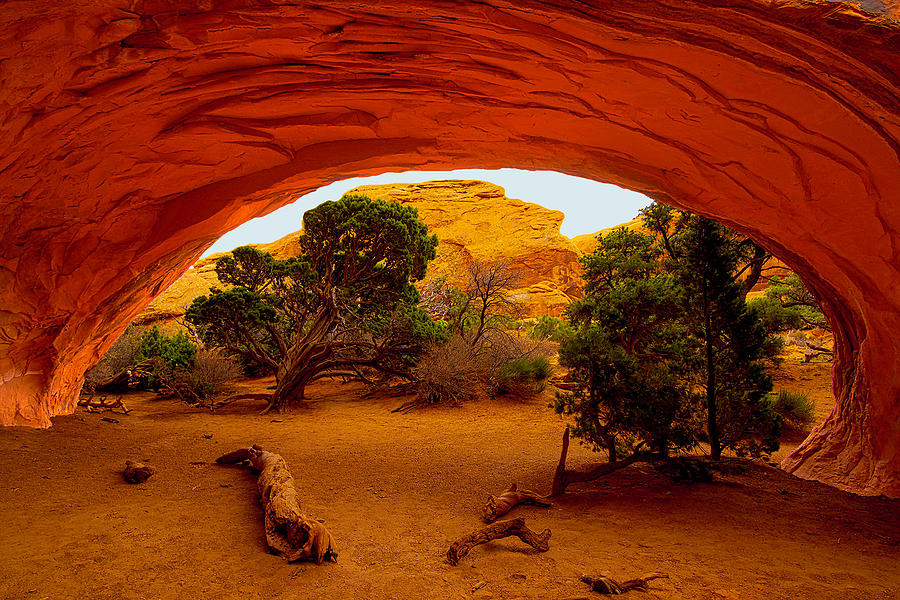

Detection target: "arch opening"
[0, 0, 898, 498]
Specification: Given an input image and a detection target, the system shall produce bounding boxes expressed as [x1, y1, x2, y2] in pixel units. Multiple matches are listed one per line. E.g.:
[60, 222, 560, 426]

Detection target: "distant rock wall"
[139, 180, 589, 324]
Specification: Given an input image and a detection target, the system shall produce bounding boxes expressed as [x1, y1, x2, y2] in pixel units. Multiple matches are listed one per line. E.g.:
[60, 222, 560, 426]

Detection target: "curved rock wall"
[0, 1, 898, 496]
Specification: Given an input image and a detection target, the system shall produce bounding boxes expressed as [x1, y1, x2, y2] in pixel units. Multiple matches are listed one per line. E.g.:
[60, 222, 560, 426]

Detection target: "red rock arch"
[0, 1, 898, 496]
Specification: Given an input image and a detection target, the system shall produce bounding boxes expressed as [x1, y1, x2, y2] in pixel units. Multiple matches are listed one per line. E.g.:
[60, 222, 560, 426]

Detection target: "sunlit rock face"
[0, 1, 898, 496]
[138, 180, 585, 325]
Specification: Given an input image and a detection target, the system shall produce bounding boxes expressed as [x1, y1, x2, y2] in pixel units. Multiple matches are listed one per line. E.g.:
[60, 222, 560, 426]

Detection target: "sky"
[202, 168, 652, 257]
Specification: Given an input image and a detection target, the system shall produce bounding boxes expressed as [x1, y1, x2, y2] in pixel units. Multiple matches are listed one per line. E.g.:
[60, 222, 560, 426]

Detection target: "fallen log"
[482, 483, 551, 522]
[446, 517, 550, 566]
[579, 572, 669, 594]
[551, 427, 648, 496]
[217, 444, 337, 563]
[78, 393, 130, 414]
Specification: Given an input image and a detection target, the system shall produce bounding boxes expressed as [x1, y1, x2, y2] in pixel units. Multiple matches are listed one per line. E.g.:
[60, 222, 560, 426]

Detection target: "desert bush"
[138, 325, 196, 369]
[496, 355, 551, 395]
[412, 335, 484, 405]
[721, 392, 782, 457]
[83, 325, 145, 392]
[528, 315, 573, 342]
[191, 348, 243, 395]
[151, 349, 242, 404]
[413, 330, 553, 404]
[773, 389, 815, 429]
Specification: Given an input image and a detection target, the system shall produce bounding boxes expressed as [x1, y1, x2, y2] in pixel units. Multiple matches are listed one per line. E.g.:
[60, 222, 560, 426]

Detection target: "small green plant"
[138, 325, 196, 369]
[496, 356, 552, 395]
[773, 389, 815, 429]
[528, 315, 573, 342]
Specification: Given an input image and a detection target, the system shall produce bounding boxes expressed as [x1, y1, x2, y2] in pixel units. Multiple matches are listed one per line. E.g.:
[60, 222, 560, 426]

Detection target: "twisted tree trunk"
[264, 305, 339, 414]
[551, 427, 648, 496]
[217, 445, 337, 563]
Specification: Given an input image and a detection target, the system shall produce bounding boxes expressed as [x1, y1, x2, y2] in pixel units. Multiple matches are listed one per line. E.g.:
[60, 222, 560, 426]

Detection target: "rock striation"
[0, 1, 898, 497]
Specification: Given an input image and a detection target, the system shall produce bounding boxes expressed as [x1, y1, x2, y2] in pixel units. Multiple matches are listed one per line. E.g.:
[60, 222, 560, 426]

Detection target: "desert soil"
[0, 360, 897, 600]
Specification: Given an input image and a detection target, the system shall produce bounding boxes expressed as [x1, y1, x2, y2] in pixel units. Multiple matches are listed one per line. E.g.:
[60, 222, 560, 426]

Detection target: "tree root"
[447, 517, 550, 566]
[482, 483, 551, 522]
[579, 572, 669, 594]
[217, 445, 337, 563]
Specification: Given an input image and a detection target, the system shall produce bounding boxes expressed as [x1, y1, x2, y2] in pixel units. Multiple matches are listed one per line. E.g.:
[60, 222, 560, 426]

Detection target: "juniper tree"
[186, 194, 444, 413]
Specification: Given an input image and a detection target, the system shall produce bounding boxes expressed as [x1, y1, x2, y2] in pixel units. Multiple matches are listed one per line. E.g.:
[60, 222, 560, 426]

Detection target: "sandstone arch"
[0, 1, 898, 497]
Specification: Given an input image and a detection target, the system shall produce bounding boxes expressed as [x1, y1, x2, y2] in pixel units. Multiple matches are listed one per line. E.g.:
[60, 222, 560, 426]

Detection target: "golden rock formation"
[139, 180, 586, 324]
[0, 1, 898, 496]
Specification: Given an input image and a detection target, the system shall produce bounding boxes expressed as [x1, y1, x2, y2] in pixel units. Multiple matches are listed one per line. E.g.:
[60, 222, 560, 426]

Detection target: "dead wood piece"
[551, 427, 649, 496]
[123, 461, 156, 484]
[95, 360, 156, 393]
[580, 572, 668, 594]
[446, 518, 550, 566]
[216, 448, 253, 464]
[482, 483, 551, 522]
[217, 445, 337, 564]
[78, 393, 130, 414]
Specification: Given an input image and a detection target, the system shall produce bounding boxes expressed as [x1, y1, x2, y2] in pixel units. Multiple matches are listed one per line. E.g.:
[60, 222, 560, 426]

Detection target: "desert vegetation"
[185, 194, 444, 413]
[554, 203, 784, 468]
[65, 189, 862, 597]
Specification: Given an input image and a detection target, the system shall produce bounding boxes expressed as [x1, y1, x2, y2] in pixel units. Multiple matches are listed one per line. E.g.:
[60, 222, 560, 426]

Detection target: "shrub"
[138, 325, 196, 369]
[150, 348, 242, 404]
[725, 393, 782, 458]
[413, 331, 553, 404]
[190, 348, 242, 395]
[496, 356, 552, 395]
[83, 326, 144, 392]
[773, 389, 815, 429]
[528, 315, 573, 342]
[412, 335, 484, 405]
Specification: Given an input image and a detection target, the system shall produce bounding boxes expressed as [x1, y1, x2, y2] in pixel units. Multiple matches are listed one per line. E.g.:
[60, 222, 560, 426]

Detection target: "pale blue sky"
[203, 169, 652, 257]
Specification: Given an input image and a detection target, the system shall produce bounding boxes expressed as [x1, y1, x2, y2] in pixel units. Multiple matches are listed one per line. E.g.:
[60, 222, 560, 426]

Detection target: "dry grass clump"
[83, 326, 144, 392]
[191, 348, 243, 392]
[773, 389, 815, 430]
[413, 330, 554, 406]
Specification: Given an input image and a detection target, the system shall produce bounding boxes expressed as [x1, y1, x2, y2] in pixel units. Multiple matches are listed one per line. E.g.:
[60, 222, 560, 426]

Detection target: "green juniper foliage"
[187, 194, 443, 413]
[555, 203, 780, 461]
[138, 325, 196, 369]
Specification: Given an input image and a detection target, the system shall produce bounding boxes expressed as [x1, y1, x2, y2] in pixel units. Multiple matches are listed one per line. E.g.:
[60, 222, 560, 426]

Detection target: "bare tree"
[455, 259, 525, 347]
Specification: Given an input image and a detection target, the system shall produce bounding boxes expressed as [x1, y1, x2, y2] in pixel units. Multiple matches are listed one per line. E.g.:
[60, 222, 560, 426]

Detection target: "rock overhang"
[0, 0, 898, 496]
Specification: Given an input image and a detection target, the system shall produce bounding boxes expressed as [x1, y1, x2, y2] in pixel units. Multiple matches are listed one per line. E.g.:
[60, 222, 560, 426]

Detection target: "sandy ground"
[0, 360, 897, 600]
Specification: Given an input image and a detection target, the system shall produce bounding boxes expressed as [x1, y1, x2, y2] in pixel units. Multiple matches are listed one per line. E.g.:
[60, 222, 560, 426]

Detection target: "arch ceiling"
[0, 0, 898, 497]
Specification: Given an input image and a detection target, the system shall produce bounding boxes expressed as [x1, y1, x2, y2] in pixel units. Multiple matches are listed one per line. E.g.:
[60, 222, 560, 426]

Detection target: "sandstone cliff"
[138, 180, 591, 324]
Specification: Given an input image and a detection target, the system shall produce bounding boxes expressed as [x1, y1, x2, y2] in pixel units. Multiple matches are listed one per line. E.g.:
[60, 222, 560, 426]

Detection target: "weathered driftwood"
[482, 483, 551, 522]
[551, 427, 648, 496]
[78, 393, 130, 414]
[579, 572, 669, 594]
[446, 517, 550, 566]
[217, 445, 337, 563]
[123, 461, 156, 484]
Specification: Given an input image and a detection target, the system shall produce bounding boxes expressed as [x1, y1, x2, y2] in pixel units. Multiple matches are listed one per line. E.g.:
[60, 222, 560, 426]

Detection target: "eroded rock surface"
[140, 180, 585, 324]
[0, 1, 898, 496]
